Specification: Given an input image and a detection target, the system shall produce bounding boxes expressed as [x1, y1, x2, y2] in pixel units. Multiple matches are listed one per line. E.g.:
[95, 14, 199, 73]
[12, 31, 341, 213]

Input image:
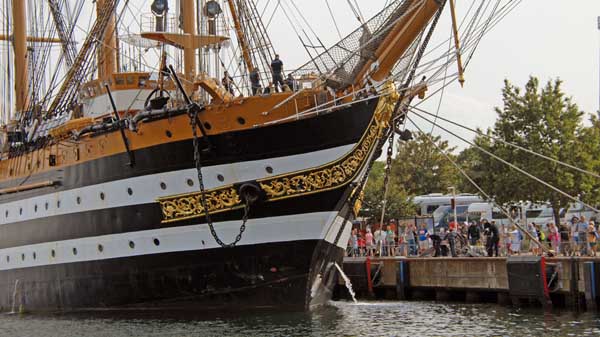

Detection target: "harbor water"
[1, 301, 599, 337]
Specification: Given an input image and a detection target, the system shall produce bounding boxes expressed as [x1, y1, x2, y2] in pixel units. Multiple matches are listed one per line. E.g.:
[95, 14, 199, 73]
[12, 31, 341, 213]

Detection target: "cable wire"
[409, 108, 600, 213]
[410, 104, 600, 180]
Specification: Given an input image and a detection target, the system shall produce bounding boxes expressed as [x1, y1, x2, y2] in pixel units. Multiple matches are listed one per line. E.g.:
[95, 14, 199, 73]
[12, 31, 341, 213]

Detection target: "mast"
[97, 0, 117, 81]
[182, 0, 197, 94]
[360, 0, 442, 83]
[227, 0, 255, 72]
[12, 0, 29, 117]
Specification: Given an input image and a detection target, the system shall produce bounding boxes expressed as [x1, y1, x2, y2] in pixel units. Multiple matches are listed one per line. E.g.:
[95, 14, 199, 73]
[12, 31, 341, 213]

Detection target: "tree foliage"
[360, 161, 415, 221]
[390, 132, 460, 196]
[459, 77, 600, 223]
[360, 132, 461, 221]
[361, 76, 600, 223]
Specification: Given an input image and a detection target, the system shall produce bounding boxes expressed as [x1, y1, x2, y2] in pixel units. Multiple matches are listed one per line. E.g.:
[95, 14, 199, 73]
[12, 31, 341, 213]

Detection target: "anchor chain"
[379, 127, 396, 224]
[189, 107, 249, 248]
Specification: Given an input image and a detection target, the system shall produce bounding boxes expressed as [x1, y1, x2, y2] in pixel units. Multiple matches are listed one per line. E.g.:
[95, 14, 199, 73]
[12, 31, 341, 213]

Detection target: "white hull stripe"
[0, 211, 342, 271]
[0, 144, 355, 225]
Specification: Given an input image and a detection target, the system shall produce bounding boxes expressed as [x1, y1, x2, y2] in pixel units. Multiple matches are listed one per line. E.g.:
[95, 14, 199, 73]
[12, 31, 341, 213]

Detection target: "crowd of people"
[347, 215, 600, 258]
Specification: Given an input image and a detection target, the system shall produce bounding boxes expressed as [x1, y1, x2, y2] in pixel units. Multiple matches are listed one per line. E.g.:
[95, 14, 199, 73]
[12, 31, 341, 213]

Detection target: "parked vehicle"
[413, 193, 482, 217]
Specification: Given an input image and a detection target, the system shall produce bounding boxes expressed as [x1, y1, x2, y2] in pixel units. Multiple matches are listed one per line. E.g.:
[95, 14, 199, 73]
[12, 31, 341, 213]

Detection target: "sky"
[2, 0, 600, 149]
[264, 0, 600, 150]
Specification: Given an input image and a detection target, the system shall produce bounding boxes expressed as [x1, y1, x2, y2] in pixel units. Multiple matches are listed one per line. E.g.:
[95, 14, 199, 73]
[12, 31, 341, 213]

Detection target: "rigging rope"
[325, 0, 343, 40]
[408, 108, 600, 213]
[410, 104, 600, 180]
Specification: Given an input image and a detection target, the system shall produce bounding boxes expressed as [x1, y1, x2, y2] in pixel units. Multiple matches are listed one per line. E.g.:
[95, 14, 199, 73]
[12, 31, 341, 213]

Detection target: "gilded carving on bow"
[374, 81, 399, 129]
[157, 82, 401, 223]
[259, 123, 378, 200]
[159, 187, 241, 223]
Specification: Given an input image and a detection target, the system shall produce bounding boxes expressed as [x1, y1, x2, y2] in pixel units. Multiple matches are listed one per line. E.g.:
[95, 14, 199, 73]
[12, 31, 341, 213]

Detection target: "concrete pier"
[335, 256, 600, 311]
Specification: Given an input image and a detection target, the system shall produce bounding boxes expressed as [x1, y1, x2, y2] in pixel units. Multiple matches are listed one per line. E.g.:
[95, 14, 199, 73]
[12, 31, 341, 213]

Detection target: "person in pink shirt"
[365, 228, 374, 256]
[548, 222, 561, 255]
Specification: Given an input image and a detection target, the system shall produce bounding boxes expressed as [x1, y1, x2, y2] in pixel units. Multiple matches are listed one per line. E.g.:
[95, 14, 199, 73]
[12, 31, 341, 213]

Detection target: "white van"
[413, 193, 483, 216]
[562, 202, 599, 222]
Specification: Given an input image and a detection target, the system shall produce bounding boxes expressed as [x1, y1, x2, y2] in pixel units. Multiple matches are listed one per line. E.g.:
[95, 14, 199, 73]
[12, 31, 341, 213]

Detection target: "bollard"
[366, 257, 374, 298]
[506, 256, 552, 308]
[396, 260, 409, 300]
[583, 262, 598, 311]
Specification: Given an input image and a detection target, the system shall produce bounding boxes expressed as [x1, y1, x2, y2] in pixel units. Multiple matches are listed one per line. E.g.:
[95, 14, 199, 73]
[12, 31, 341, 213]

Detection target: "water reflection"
[1, 301, 600, 337]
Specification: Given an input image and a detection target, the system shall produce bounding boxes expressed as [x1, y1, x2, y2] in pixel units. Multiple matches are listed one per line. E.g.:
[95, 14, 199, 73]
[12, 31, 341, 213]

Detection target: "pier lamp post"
[448, 186, 457, 232]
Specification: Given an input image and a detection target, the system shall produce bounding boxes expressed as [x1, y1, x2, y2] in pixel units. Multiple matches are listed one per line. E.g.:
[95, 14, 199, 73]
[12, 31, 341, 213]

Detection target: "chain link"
[189, 107, 248, 248]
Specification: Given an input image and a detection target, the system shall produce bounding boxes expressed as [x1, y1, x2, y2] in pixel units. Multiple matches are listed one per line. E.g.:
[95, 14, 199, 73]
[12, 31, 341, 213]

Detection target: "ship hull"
[0, 232, 346, 312]
[0, 98, 381, 312]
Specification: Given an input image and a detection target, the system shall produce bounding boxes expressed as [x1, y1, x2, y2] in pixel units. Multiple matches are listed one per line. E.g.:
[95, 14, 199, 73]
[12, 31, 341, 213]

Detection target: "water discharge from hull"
[334, 262, 357, 304]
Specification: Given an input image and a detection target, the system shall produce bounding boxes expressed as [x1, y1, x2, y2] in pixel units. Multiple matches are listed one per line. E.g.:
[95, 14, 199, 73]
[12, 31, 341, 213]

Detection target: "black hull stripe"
[0, 185, 352, 249]
[0, 240, 344, 311]
[0, 100, 377, 203]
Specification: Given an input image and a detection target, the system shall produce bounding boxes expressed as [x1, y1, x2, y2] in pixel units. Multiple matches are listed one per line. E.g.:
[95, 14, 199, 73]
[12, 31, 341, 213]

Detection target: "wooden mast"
[182, 0, 196, 94]
[12, 0, 29, 117]
[97, 0, 117, 81]
[227, 0, 254, 72]
[353, 0, 442, 85]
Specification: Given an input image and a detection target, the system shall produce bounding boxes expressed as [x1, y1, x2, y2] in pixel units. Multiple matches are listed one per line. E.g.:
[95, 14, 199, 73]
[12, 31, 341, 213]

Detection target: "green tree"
[459, 77, 598, 224]
[390, 131, 460, 196]
[360, 161, 415, 221]
[360, 131, 463, 221]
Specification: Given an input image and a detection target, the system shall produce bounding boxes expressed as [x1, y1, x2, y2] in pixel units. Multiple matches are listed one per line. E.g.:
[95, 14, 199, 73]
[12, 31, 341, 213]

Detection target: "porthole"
[160, 182, 167, 190]
[165, 130, 173, 138]
[98, 244, 104, 253]
[34, 204, 38, 212]
[21, 253, 25, 261]
[203, 122, 212, 130]
[72, 247, 77, 255]
[45, 202, 49, 210]
[153, 238, 160, 246]
[51, 250, 56, 258]
[237, 117, 246, 125]
[32, 252, 36, 260]
[127, 187, 133, 196]
[100, 192, 105, 200]
[76, 196, 81, 205]
[217, 174, 225, 182]
[129, 241, 135, 249]
[266, 166, 274, 174]
[186, 179, 194, 187]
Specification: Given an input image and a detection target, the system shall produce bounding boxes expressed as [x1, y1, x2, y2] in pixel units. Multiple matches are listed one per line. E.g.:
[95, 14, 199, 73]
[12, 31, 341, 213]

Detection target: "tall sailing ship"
[0, 0, 467, 311]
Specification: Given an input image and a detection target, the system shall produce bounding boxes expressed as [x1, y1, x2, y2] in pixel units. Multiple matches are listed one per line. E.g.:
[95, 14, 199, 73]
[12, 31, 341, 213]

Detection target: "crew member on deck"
[249, 68, 261, 95]
[271, 54, 284, 93]
[222, 71, 234, 95]
[285, 74, 297, 92]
